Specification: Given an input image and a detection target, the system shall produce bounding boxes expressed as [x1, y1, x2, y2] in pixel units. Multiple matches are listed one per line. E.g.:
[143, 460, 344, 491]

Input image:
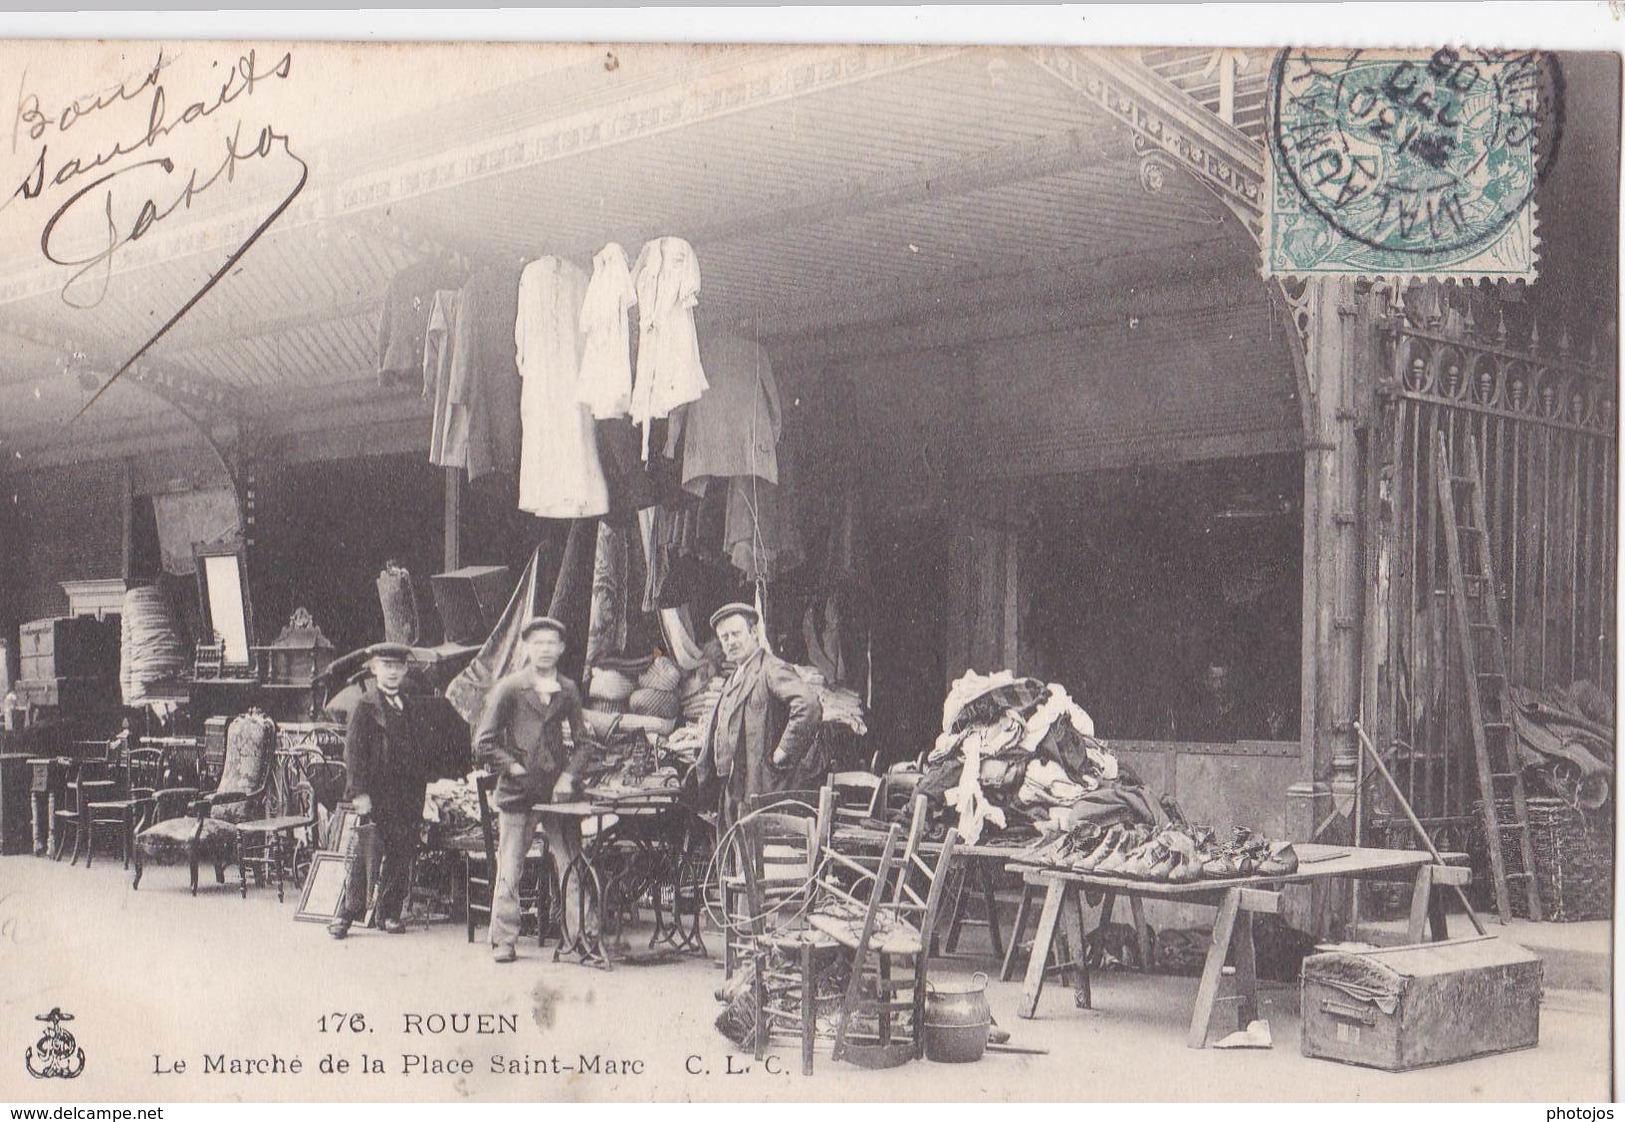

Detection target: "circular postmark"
[1270, 48, 1564, 259]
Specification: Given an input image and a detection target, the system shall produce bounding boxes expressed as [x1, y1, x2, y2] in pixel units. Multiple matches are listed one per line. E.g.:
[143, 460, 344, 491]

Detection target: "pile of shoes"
[1020, 822, 1299, 883]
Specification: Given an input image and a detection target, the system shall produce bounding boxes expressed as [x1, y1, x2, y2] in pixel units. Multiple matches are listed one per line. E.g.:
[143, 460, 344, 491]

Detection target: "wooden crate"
[19, 617, 120, 681]
[15, 677, 121, 712]
[1301, 937, 1542, 1071]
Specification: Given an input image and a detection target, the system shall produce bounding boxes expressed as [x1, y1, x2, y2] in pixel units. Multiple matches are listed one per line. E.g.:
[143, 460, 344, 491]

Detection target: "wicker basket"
[1471, 797, 1613, 921]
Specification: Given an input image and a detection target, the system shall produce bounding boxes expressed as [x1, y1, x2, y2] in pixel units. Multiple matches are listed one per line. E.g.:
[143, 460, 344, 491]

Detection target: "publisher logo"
[25, 1007, 85, 1079]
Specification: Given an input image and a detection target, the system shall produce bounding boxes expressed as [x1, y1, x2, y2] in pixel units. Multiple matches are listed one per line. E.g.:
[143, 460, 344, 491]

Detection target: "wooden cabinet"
[0, 753, 33, 855]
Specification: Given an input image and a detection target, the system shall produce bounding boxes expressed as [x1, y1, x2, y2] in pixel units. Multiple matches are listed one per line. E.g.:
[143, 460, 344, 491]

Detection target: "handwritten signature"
[4, 47, 309, 418]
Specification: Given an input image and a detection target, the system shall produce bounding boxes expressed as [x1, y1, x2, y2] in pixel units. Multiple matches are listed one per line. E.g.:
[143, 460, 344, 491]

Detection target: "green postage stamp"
[1265, 47, 1559, 281]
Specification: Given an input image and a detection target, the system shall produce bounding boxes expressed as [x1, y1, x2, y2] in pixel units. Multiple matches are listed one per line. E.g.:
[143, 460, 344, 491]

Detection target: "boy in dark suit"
[330, 643, 433, 939]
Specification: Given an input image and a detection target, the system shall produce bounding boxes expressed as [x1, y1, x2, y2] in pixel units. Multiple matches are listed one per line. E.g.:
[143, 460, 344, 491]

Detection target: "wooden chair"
[53, 758, 113, 865]
[818, 825, 960, 1063]
[130, 786, 205, 891]
[872, 767, 924, 821]
[722, 790, 830, 980]
[86, 746, 167, 869]
[132, 711, 276, 894]
[827, 771, 882, 831]
[743, 818, 896, 1075]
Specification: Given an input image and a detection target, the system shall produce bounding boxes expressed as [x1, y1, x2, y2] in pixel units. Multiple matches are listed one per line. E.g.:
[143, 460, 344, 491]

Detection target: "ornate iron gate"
[1368, 284, 1616, 859]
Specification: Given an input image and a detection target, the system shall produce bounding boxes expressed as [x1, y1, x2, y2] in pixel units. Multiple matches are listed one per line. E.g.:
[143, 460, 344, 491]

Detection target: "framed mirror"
[194, 541, 254, 669]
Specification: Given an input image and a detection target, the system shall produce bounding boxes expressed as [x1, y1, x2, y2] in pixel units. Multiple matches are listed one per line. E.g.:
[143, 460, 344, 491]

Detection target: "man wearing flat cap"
[474, 617, 593, 963]
[697, 603, 822, 822]
[331, 642, 432, 939]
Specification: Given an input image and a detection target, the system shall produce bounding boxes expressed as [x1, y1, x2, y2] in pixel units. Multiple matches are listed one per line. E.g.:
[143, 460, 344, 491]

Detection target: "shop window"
[1025, 454, 1303, 743]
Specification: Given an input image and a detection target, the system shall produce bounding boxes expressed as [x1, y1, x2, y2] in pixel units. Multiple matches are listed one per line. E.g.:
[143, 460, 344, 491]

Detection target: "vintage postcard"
[0, 12, 1617, 1107]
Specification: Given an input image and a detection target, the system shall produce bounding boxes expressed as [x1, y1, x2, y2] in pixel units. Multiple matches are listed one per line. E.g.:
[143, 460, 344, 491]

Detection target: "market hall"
[0, 43, 1614, 1095]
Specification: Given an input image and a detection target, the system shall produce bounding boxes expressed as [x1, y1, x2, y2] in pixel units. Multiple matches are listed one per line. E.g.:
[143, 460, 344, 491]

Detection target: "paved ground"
[0, 854, 1611, 1102]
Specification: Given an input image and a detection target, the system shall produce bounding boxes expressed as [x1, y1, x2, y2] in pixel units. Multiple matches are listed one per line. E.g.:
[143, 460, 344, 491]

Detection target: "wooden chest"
[19, 617, 120, 682]
[1301, 937, 1542, 1071]
[14, 677, 121, 713]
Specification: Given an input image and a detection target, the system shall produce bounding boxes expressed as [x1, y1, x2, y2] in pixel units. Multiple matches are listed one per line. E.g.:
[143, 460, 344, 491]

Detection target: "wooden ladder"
[1434, 432, 1543, 924]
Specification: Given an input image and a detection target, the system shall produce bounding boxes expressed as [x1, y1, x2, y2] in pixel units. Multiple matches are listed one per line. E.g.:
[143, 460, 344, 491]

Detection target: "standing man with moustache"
[696, 602, 823, 824]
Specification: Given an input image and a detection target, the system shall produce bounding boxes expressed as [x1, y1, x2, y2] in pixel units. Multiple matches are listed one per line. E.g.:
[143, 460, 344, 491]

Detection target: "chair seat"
[235, 815, 312, 835]
[135, 816, 238, 864]
[87, 799, 142, 812]
[807, 910, 923, 956]
[757, 918, 842, 952]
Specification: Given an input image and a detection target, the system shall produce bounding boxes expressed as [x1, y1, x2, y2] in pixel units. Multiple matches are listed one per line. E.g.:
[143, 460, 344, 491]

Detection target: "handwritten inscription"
[4, 46, 308, 418]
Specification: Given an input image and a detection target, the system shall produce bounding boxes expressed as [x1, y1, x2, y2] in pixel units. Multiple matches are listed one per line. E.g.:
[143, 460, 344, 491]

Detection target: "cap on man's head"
[521, 616, 568, 640]
[709, 602, 760, 631]
[366, 641, 415, 663]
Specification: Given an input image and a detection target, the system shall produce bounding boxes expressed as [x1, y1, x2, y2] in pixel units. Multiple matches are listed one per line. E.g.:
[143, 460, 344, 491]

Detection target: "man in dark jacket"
[696, 603, 822, 823]
[474, 617, 593, 963]
[330, 643, 433, 939]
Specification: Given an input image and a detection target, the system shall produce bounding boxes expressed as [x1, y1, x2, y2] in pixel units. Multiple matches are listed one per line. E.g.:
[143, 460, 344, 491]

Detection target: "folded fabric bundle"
[628, 686, 681, 720]
[638, 654, 682, 693]
[588, 667, 638, 703]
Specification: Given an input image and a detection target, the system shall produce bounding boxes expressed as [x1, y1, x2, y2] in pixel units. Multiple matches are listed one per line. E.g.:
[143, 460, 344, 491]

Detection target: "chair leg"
[800, 943, 816, 1076]
[122, 815, 132, 870]
[83, 822, 93, 868]
[239, 838, 250, 899]
[189, 853, 200, 896]
[752, 952, 767, 1063]
[132, 848, 144, 890]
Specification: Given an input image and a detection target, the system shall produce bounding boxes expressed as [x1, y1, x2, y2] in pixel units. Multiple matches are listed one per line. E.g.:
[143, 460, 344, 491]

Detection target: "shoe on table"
[382, 917, 407, 935]
[327, 920, 351, 940]
[493, 944, 517, 964]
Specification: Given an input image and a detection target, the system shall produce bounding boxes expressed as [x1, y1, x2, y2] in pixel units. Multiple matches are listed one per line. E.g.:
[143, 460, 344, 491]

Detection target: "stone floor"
[0, 854, 1612, 1102]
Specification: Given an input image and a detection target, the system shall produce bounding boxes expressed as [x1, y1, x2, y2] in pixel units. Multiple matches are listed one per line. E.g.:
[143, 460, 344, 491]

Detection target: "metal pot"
[923, 972, 991, 1063]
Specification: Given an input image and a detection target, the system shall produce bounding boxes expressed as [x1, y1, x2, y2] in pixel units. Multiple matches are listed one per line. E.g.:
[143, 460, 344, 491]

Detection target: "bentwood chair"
[53, 758, 113, 865]
[86, 746, 167, 868]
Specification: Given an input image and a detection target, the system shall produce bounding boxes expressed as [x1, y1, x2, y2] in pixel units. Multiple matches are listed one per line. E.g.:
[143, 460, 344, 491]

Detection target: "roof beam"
[0, 317, 244, 421]
[1026, 46, 1266, 229]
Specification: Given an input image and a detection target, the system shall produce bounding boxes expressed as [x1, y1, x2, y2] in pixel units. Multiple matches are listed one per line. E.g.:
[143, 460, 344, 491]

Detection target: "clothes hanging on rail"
[424, 288, 468, 469]
[577, 242, 637, 420]
[672, 330, 781, 496]
[377, 260, 460, 388]
[629, 237, 707, 448]
[450, 265, 525, 481]
[515, 256, 607, 518]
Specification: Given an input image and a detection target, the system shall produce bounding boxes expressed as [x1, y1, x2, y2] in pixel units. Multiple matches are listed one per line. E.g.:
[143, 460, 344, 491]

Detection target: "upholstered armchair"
[132, 710, 276, 894]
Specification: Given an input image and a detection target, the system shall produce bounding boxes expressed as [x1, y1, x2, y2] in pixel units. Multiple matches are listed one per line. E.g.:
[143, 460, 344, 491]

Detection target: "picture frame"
[293, 850, 351, 923]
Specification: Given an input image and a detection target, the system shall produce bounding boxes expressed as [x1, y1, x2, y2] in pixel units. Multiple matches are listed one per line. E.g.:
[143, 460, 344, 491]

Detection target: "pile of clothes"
[1019, 821, 1299, 883]
[1512, 679, 1615, 811]
[918, 670, 1157, 844]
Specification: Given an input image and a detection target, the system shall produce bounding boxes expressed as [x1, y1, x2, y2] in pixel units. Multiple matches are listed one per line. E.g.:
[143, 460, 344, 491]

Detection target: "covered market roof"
[0, 43, 1266, 463]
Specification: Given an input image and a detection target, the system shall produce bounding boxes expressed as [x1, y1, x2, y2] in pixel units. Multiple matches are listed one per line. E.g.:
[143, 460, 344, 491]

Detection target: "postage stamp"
[1264, 47, 1561, 281]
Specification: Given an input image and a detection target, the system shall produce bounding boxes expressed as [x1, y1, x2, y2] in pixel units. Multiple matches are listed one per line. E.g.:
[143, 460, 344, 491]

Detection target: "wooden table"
[1006, 842, 1472, 1048]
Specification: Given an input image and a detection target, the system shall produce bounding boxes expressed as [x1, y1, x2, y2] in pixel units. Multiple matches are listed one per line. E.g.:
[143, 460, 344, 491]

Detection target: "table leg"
[1059, 884, 1091, 1010]
[1233, 909, 1259, 1029]
[981, 858, 1006, 959]
[1428, 886, 1450, 941]
[1130, 895, 1154, 971]
[1187, 888, 1241, 1049]
[1406, 864, 1436, 944]
[1017, 877, 1065, 1019]
[1001, 881, 1039, 982]
[943, 861, 970, 955]
[1087, 891, 1117, 967]
[32, 792, 46, 855]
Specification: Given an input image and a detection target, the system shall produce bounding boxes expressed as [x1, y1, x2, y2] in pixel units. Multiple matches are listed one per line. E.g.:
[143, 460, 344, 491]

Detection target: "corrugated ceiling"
[0, 46, 1264, 448]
